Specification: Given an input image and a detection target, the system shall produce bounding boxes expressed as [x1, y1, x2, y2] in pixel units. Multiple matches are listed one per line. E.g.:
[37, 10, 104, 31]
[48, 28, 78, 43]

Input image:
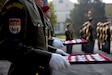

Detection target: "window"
[66, 4, 69, 8]
[59, 0, 63, 3]
[66, 14, 70, 19]
[54, 23, 60, 31]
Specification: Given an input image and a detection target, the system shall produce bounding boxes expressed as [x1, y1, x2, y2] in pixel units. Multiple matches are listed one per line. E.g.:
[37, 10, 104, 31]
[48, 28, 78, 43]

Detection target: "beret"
[41, 5, 50, 12]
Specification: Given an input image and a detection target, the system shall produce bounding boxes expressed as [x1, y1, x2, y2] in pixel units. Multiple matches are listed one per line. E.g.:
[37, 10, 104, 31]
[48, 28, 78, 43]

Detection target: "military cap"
[97, 22, 101, 26]
[66, 23, 71, 28]
[89, 17, 93, 22]
[41, 5, 50, 12]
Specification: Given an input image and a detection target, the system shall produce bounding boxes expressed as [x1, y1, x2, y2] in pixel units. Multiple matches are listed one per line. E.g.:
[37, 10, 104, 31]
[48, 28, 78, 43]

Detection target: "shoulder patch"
[9, 18, 21, 34]
[6, 2, 24, 10]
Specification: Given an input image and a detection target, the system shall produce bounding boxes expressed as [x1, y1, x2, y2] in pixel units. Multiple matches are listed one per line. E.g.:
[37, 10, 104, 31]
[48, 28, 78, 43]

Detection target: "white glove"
[56, 49, 69, 56]
[49, 53, 70, 70]
[52, 39, 64, 48]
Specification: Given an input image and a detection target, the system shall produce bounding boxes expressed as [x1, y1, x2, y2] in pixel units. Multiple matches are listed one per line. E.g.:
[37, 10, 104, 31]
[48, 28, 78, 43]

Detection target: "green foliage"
[56, 35, 66, 39]
[48, 2, 57, 26]
[56, 34, 76, 39]
[105, 4, 112, 16]
[70, 0, 107, 38]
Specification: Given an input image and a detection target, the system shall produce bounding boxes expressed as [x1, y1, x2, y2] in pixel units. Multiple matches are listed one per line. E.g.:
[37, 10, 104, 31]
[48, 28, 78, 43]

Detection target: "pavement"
[0, 40, 112, 75]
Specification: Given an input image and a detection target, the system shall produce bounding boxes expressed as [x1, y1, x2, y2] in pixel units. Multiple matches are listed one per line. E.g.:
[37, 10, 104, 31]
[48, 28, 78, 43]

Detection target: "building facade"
[44, 0, 48, 5]
[52, 0, 74, 34]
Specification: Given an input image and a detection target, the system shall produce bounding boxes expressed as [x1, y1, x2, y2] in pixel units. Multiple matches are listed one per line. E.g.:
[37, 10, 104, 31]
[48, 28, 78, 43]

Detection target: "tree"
[70, 0, 107, 38]
[48, 1, 57, 26]
[105, 4, 112, 16]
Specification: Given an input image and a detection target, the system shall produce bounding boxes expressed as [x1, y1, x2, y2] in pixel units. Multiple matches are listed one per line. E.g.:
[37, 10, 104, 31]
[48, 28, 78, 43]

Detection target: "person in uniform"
[80, 24, 85, 52]
[110, 23, 112, 41]
[96, 22, 102, 50]
[99, 23, 104, 51]
[80, 22, 88, 53]
[41, 5, 64, 49]
[86, 18, 95, 53]
[102, 22, 106, 52]
[65, 23, 74, 54]
[0, 0, 70, 75]
[102, 21, 111, 54]
[41, 5, 67, 75]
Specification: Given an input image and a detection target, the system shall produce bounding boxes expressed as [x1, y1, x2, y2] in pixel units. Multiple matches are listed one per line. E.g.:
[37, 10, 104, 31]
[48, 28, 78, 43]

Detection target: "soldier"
[102, 21, 111, 54]
[41, 5, 67, 75]
[80, 22, 89, 53]
[102, 22, 106, 52]
[86, 18, 95, 53]
[96, 22, 102, 50]
[65, 23, 74, 54]
[0, 0, 70, 75]
[110, 23, 112, 41]
[41, 5, 64, 49]
[99, 23, 104, 50]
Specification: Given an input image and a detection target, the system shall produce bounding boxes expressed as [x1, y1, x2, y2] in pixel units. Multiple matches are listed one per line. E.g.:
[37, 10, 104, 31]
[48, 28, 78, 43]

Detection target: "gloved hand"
[49, 53, 70, 70]
[56, 49, 69, 56]
[52, 38, 64, 48]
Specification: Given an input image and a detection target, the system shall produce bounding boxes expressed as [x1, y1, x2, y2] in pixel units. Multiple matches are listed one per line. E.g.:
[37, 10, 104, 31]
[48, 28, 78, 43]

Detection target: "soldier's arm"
[48, 45, 57, 53]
